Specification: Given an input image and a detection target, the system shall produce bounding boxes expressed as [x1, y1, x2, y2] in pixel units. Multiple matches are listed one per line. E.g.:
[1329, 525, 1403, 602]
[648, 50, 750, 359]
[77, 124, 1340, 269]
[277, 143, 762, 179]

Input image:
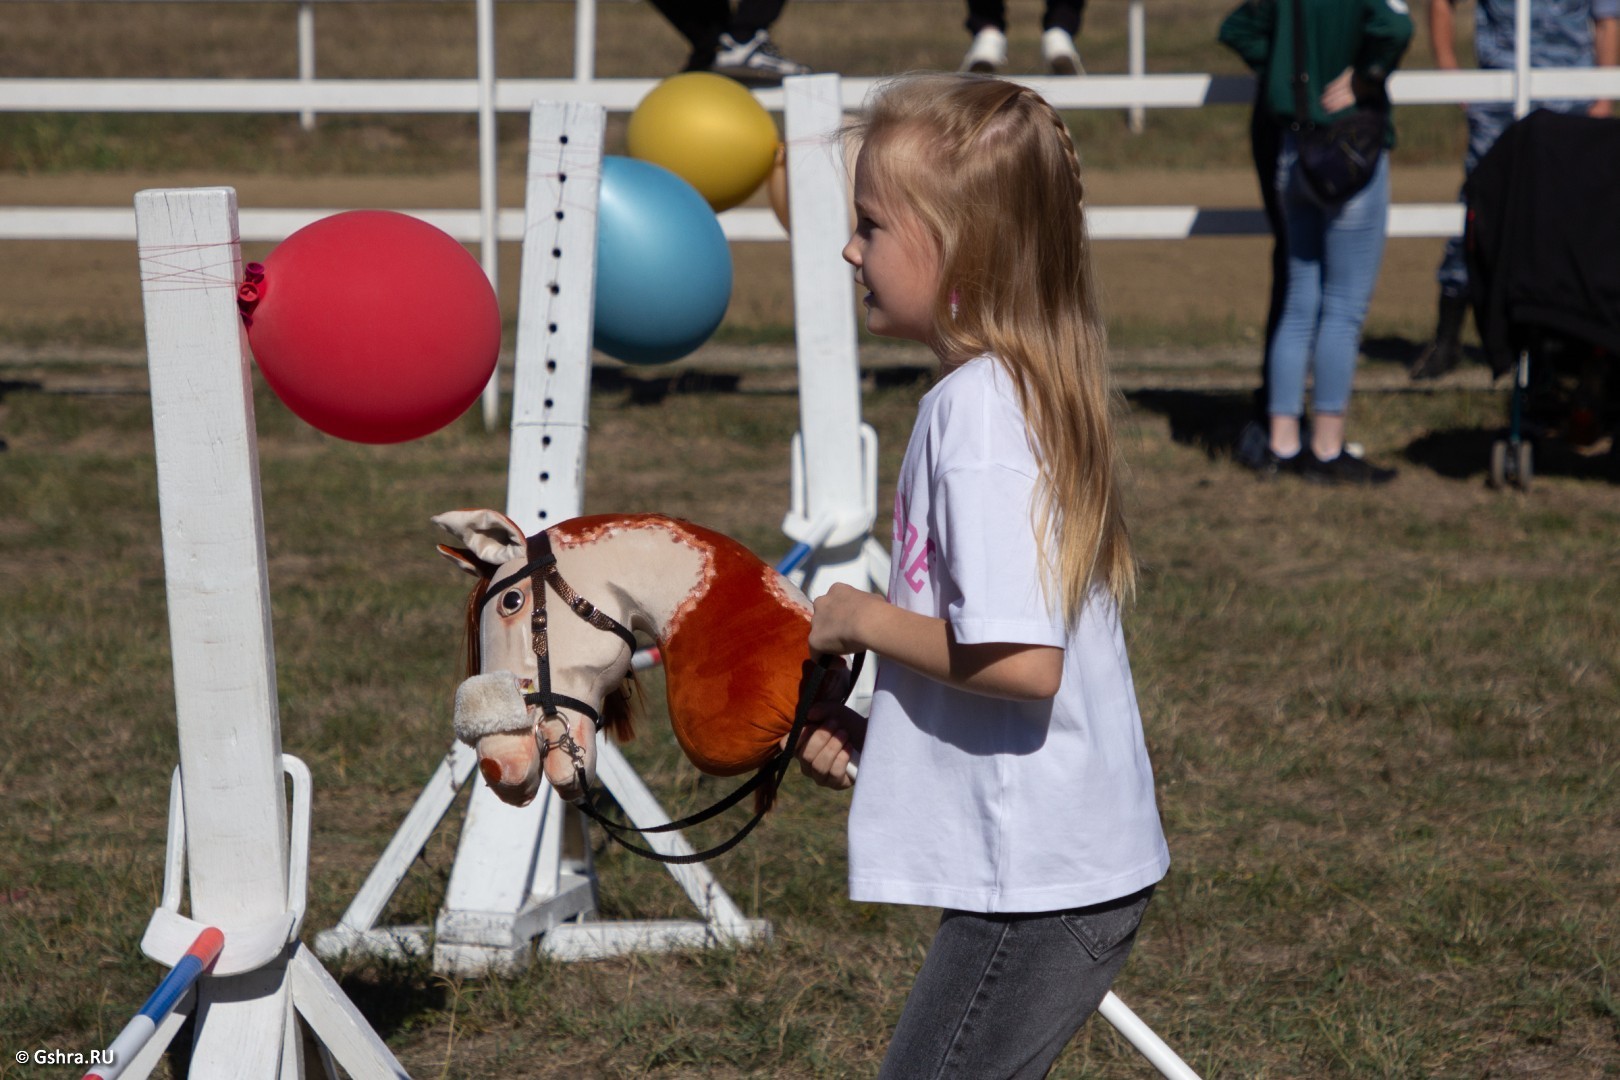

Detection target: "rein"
[481, 531, 859, 866]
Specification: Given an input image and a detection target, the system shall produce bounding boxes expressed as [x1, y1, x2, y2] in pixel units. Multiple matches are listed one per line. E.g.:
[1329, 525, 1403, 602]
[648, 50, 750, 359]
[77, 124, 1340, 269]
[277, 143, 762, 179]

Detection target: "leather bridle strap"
[573, 651, 864, 865]
[477, 532, 638, 729]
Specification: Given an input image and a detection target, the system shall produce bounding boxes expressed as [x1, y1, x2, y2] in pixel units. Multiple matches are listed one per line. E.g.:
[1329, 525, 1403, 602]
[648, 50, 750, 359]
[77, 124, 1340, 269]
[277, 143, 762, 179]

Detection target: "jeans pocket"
[1058, 885, 1154, 961]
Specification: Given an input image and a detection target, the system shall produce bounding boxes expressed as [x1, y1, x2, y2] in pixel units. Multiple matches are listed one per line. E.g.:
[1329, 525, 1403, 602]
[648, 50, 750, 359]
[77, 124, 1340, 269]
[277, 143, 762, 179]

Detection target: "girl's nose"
[841, 236, 860, 268]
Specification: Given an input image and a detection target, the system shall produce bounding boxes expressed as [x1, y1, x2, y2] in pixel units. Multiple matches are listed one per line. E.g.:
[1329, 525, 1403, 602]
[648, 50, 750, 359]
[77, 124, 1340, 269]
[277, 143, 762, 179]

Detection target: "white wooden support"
[781, 74, 870, 579]
[1128, 0, 1147, 134]
[314, 742, 479, 962]
[325, 101, 768, 976]
[505, 100, 605, 534]
[425, 101, 612, 977]
[476, 0, 502, 431]
[297, 2, 316, 132]
[135, 187, 405, 1078]
[781, 74, 884, 707]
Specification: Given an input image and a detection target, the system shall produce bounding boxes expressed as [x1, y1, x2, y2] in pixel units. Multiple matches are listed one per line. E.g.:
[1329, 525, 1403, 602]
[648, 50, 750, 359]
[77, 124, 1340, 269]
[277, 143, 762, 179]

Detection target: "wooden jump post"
[132, 186, 407, 1077]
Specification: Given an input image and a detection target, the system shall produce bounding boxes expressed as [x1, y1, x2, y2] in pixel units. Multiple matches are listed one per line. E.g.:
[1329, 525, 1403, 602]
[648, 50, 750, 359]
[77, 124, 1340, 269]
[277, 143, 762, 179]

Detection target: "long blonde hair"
[851, 72, 1135, 616]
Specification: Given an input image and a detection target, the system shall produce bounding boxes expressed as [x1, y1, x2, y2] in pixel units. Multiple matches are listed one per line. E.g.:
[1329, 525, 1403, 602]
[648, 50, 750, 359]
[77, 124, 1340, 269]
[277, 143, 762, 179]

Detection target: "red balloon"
[243, 210, 500, 444]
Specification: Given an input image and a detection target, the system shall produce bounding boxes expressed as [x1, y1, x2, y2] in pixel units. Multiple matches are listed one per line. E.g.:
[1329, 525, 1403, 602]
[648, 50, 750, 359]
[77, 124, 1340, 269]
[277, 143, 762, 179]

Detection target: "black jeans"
[646, 0, 788, 64]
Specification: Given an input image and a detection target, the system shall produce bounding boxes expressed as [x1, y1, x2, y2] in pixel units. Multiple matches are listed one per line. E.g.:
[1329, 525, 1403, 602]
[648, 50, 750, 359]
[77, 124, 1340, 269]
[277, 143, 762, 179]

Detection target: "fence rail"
[4, 0, 1618, 249]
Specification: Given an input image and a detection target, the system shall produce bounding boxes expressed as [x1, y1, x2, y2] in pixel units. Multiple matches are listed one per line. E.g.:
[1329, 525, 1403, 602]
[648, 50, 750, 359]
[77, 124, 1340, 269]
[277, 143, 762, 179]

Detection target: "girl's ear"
[432, 509, 529, 567]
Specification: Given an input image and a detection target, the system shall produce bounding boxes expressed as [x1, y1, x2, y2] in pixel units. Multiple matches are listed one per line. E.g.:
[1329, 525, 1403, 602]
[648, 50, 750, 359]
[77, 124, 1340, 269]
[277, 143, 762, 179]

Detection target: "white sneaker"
[713, 30, 811, 84]
[960, 27, 1008, 74]
[1041, 28, 1085, 75]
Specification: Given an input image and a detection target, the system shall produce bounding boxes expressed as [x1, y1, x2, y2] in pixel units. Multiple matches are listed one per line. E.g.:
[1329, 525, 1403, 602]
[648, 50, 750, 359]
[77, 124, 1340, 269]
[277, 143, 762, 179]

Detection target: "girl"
[796, 73, 1170, 1079]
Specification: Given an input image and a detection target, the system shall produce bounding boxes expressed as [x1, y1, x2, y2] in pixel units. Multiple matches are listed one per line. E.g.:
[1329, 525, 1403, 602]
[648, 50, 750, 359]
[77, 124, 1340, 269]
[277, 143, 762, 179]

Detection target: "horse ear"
[432, 509, 529, 567]
[437, 543, 493, 578]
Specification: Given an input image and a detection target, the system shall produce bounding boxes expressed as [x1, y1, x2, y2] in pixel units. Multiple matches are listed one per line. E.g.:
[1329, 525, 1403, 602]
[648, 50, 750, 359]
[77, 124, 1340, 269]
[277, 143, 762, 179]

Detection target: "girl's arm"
[809, 583, 1063, 701]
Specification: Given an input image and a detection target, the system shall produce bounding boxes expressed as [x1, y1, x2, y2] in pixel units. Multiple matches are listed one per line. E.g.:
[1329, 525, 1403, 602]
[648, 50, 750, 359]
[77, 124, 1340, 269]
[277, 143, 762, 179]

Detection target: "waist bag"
[1290, 0, 1387, 206]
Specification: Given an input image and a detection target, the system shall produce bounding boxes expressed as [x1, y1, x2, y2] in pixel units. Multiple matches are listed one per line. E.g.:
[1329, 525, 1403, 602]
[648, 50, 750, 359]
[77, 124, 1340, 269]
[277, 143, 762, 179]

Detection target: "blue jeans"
[1267, 133, 1390, 419]
[878, 886, 1154, 1079]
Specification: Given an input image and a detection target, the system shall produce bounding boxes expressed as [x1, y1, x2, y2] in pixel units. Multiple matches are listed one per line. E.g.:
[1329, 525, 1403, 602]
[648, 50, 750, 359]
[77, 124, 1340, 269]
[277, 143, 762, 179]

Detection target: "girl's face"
[842, 146, 943, 346]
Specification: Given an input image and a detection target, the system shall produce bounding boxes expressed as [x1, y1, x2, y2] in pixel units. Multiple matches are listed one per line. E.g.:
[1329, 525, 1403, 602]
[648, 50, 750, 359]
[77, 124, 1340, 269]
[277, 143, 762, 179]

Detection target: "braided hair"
[847, 73, 1134, 616]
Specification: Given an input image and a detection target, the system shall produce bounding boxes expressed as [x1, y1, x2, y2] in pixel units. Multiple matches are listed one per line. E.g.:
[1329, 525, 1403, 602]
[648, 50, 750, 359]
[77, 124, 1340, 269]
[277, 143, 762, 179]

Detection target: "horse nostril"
[479, 758, 504, 786]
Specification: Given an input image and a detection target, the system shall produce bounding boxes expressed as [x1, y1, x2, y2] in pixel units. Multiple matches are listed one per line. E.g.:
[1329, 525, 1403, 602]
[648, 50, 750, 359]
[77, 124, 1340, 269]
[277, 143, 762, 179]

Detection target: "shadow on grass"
[1127, 387, 1260, 460]
[1362, 334, 1487, 372]
[1406, 427, 1620, 483]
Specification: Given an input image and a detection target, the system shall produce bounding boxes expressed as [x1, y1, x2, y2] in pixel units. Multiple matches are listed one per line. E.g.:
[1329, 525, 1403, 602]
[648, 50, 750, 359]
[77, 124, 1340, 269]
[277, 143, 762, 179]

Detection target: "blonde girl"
[796, 73, 1170, 1078]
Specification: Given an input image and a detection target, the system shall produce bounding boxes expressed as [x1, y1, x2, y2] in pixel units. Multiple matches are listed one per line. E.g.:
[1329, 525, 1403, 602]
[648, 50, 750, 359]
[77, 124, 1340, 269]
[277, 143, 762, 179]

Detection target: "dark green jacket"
[1220, 0, 1413, 136]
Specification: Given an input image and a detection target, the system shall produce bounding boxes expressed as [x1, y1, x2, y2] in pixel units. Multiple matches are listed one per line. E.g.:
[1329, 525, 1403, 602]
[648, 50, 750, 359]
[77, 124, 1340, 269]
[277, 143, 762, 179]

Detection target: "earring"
[949, 289, 960, 320]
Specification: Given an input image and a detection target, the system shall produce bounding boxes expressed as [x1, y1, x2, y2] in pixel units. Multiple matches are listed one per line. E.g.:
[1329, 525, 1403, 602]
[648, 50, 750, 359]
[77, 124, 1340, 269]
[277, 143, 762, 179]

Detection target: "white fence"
[4, 0, 1619, 259]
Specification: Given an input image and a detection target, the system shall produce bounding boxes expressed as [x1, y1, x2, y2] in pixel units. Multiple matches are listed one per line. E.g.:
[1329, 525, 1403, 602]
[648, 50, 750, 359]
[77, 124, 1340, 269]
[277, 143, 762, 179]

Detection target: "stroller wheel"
[1515, 440, 1534, 491]
[1490, 438, 1510, 489]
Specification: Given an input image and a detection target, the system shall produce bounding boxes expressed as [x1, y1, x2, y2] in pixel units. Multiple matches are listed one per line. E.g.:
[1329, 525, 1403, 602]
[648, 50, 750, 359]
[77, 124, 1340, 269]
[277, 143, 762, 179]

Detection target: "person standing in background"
[1408, 0, 1618, 379]
[647, 0, 811, 83]
[961, 0, 1087, 75]
[1221, 0, 1413, 484]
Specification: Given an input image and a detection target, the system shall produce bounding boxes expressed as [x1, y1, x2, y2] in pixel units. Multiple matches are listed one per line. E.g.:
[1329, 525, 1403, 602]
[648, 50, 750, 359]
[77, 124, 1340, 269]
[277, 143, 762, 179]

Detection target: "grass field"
[2, 355, 1617, 1077]
[4, 1, 1619, 1077]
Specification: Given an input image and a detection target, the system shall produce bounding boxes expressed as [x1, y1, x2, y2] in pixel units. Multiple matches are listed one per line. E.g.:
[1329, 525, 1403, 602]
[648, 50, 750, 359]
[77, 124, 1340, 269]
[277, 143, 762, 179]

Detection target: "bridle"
[478, 529, 635, 747]
[477, 529, 857, 865]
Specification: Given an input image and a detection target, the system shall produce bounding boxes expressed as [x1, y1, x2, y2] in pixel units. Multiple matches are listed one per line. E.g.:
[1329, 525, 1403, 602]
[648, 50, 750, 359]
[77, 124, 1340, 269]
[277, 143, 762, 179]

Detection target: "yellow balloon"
[627, 72, 780, 213]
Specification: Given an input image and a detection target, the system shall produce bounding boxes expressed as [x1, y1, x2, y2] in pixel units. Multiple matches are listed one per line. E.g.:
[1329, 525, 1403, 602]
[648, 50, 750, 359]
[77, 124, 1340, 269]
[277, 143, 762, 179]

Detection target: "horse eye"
[498, 588, 526, 615]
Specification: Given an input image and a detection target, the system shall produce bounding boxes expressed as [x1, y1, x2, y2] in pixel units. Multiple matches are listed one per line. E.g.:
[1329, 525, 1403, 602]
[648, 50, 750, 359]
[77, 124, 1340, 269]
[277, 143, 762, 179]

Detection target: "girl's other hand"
[788, 703, 867, 789]
[809, 582, 879, 656]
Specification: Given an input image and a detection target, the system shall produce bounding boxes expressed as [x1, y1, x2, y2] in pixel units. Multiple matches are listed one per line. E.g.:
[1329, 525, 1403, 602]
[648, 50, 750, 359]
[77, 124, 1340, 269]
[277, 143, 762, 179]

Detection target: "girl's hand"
[788, 703, 867, 790]
[1320, 67, 1355, 113]
[809, 583, 880, 656]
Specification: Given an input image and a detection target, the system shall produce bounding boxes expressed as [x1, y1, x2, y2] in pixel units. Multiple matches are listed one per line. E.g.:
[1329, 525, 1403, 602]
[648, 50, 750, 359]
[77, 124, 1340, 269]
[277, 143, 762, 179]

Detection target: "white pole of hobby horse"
[134, 186, 405, 1077]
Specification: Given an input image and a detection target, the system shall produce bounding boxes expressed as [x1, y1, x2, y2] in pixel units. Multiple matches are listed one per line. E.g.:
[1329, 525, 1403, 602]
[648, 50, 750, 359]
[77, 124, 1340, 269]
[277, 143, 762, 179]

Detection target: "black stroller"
[1465, 109, 1620, 489]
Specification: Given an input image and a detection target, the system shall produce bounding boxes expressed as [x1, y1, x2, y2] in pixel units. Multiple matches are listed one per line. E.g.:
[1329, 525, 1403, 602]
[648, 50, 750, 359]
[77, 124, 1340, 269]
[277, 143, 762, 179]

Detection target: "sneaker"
[1300, 448, 1396, 485]
[712, 30, 810, 84]
[1041, 28, 1085, 75]
[961, 27, 1008, 73]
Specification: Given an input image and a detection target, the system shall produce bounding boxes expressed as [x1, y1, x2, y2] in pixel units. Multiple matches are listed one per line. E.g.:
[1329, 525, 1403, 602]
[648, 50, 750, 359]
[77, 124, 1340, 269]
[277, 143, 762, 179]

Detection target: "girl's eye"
[498, 588, 526, 615]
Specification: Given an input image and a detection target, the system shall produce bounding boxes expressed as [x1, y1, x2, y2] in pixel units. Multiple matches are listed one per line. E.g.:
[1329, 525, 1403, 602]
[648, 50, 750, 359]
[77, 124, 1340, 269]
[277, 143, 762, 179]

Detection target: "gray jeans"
[878, 885, 1154, 1080]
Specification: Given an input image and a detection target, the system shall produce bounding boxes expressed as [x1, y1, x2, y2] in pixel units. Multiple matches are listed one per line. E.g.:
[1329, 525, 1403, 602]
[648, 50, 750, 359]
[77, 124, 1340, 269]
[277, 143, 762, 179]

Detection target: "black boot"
[1410, 293, 1468, 380]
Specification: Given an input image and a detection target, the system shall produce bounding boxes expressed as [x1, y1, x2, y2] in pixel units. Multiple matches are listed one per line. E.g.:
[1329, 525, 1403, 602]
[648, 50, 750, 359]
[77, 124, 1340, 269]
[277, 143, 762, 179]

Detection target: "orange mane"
[550, 515, 813, 783]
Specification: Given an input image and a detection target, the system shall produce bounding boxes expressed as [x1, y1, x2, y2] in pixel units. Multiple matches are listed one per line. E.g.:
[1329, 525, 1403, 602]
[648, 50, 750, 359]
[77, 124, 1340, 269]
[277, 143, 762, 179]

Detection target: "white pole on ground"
[782, 73, 882, 704]
[134, 186, 406, 1077]
[137, 186, 291, 1075]
[574, 0, 597, 83]
[1128, 0, 1147, 133]
[1513, 0, 1531, 118]
[297, 1, 316, 131]
[477, 0, 502, 430]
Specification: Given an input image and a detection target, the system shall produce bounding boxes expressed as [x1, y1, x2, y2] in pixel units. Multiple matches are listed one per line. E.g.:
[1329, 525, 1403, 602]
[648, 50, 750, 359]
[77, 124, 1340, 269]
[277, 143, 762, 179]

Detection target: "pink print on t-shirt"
[893, 490, 931, 595]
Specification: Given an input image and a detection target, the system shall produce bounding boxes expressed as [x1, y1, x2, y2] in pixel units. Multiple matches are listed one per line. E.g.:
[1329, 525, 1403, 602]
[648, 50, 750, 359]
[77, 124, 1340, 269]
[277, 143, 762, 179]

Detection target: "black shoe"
[1248, 444, 1303, 480]
[1301, 447, 1396, 485]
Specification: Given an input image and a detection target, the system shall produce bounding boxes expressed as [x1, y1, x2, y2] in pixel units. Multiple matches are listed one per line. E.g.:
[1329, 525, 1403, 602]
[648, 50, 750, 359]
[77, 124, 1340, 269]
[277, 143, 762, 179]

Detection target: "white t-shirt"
[848, 356, 1170, 913]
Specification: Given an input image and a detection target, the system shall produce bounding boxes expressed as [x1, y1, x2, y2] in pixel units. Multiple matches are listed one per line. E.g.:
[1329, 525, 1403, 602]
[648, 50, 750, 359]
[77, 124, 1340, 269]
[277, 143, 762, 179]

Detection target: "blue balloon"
[594, 156, 733, 365]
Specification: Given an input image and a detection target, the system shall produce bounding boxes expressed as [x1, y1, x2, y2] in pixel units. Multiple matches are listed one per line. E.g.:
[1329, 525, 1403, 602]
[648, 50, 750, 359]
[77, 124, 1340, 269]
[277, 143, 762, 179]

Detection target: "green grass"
[1, 363, 1617, 1077]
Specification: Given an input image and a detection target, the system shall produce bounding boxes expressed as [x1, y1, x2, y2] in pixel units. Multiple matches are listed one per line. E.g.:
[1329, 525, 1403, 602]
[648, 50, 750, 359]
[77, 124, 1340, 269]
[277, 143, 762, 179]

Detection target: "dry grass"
[3, 3, 1615, 1076]
[1, 358, 1616, 1077]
